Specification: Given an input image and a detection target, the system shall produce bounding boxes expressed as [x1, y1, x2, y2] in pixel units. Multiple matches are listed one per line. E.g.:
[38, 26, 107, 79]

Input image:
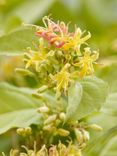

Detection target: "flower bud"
[56, 50, 63, 58]
[44, 114, 57, 125]
[17, 128, 26, 137]
[25, 127, 32, 135]
[82, 129, 90, 142]
[15, 68, 34, 77]
[37, 106, 50, 113]
[37, 85, 48, 93]
[59, 112, 66, 122]
[74, 128, 83, 144]
[43, 123, 54, 131]
[17, 127, 32, 137]
[32, 93, 43, 99]
[88, 124, 103, 131]
[57, 128, 70, 136]
[55, 119, 61, 126]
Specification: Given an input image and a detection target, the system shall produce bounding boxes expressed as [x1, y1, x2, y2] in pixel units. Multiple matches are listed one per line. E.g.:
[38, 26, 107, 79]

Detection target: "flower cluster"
[8, 121, 103, 156]
[8, 142, 82, 156]
[23, 16, 99, 96]
[36, 16, 91, 53]
[15, 104, 102, 156]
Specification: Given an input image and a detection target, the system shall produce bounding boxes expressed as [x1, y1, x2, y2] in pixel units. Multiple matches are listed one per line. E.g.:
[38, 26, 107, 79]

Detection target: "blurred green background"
[0, 0, 117, 154]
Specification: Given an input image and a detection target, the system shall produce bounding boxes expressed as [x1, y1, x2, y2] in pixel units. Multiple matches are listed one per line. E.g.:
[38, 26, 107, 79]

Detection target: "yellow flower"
[67, 144, 82, 156]
[62, 28, 91, 54]
[36, 17, 91, 55]
[25, 38, 47, 71]
[50, 63, 71, 95]
[25, 51, 47, 71]
[74, 47, 99, 78]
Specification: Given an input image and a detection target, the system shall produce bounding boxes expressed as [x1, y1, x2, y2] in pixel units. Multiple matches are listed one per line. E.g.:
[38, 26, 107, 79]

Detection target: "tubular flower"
[21, 16, 99, 96]
[62, 28, 91, 54]
[36, 16, 68, 48]
[74, 47, 99, 78]
[8, 143, 82, 156]
[36, 16, 91, 53]
[24, 38, 48, 71]
[50, 63, 79, 96]
[50, 63, 71, 95]
[25, 50, 47, 71]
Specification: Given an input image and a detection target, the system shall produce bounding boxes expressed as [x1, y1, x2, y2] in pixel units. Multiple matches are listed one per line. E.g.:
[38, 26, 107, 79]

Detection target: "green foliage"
[39, 91, 67, 112]
[67, 76, 108, 121]
[67, 82, 82, 121]
[0, 82, 43, 134]
[84, 125, 117, 156]
[78, 77, 108, 119]
[0, 25, 38, 55]
[0, 76, 108, 135]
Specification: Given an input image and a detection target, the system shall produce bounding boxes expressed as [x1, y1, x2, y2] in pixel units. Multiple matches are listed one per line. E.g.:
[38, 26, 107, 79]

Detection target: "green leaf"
[0, 25, 38, 55]
[38, 91, 67, 113]
[0, 0, 55, 34]
[66, 82, 83, 121]
[0, 82, 43, 134]
[97, 64, 117, 93]
[102, 93, 117, 116]
[83, 125, 117, 156]
[67, 76, 108, 121]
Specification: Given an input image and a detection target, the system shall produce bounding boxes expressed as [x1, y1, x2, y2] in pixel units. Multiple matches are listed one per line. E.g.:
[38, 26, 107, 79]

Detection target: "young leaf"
[66, 82, 83, 121]
[0, 82, 43, 134]
[66, 76, 108, 121]
[78, 76, 108, 119]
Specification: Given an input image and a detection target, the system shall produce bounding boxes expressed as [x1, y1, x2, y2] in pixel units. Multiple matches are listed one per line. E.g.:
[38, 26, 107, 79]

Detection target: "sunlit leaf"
[66, 82, 83, 121]
[67, 76, 108, 121]
[0, 82, 43, 134]
[0, 25, 38, 55]
[84, 125, 117, 156]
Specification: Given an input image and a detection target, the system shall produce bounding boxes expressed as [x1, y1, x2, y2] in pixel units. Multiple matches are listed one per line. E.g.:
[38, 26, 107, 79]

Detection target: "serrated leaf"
[0, 82, 43, 134]
[66, 82, 83, 121]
